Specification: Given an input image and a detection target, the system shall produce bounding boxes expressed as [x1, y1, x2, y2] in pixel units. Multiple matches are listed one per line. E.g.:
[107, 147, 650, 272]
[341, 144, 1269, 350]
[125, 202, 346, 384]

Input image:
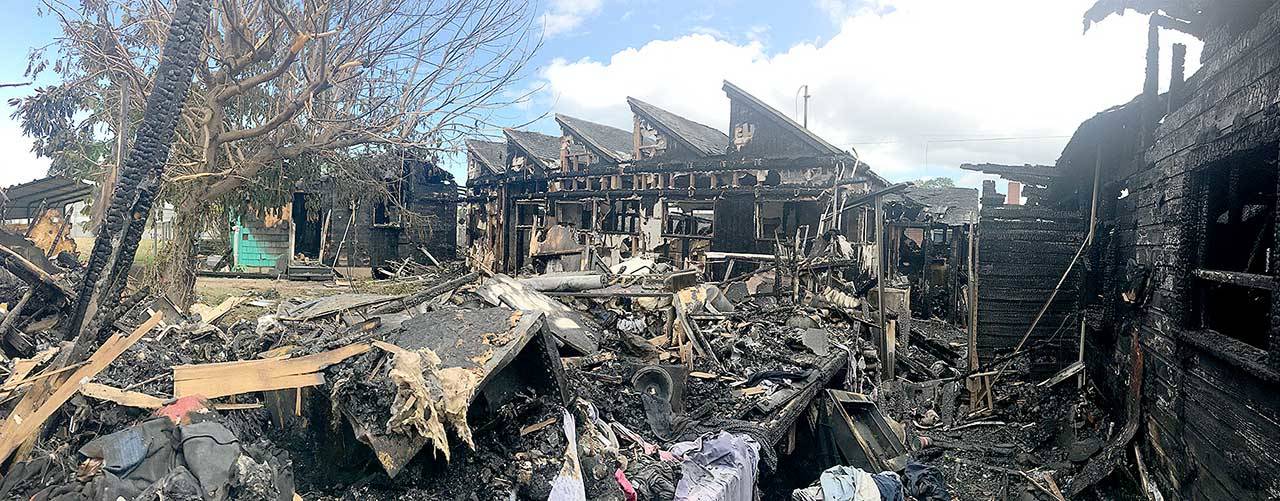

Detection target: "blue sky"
[0, 4, 61, 187]
[0, 0, 1204, 189]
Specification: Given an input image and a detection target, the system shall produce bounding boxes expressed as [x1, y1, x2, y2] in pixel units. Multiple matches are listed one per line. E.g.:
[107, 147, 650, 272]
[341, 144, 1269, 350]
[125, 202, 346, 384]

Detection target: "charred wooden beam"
[1191, 269, 1279, 291]
[63, 0, 212, 359]
[1273, 144, 1280, 369]
[959, 163, 1056, 186]
[535, 187, 831, 200]
[0, 244, 71, 299]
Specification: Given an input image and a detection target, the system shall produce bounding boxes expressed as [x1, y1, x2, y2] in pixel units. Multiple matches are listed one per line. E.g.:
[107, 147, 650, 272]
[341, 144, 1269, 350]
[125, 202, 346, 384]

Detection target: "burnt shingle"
[555, 114, 633, 163]
[627, 97, 729, 157]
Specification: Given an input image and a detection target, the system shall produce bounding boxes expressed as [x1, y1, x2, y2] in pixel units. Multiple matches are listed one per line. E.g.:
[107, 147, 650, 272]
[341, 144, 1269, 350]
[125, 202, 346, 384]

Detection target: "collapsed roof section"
[1082, 0, 1207, 35]
[887, 186, 980, 226]
[627, 97, 729, 158]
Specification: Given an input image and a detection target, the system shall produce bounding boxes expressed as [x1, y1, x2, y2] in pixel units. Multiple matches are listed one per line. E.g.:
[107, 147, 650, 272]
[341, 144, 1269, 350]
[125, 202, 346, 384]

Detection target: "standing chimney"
[981, 180, 1004, 207]
[1006, 182, 1023, 206]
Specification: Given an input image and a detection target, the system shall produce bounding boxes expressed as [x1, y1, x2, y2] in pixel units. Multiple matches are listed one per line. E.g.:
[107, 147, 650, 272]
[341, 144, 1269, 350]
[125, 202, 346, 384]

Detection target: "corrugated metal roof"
[1, 175, 93, 220]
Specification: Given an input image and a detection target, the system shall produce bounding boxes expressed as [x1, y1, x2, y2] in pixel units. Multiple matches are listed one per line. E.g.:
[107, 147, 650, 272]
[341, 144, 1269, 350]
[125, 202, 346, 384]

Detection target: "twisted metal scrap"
[63, 0, 213, 361]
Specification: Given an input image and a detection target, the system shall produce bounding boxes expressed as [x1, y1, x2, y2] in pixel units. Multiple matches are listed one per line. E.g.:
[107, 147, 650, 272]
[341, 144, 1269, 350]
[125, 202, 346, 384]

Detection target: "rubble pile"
[0, 235, 1135, 500]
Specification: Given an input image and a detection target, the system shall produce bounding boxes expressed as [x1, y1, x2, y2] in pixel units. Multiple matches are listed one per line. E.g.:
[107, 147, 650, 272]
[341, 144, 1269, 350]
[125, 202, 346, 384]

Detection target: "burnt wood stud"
[63, 0, 213, 360]
[1272, 144, 1280, 369]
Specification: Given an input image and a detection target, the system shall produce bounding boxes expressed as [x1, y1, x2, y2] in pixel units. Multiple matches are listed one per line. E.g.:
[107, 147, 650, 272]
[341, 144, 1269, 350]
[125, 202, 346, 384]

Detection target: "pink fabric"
[155, 395, 208, 424]
[614, 469, 637, 501]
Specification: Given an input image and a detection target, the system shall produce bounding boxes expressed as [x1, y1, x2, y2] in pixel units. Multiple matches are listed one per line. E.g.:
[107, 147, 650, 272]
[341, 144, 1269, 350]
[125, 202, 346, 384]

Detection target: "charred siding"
[1092, 3, 1280, 499]
[728, 99, 823, 159]
[977, 205, 1084, 374]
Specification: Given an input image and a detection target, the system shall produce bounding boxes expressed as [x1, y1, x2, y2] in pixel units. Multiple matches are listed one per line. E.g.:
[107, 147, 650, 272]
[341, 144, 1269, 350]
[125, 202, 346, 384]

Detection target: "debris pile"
[0, 236, 1134, 500]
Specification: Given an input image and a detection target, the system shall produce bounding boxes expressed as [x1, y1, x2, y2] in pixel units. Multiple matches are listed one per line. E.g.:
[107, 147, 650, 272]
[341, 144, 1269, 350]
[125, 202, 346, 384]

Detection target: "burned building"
[465, 81, 889, 276]
[0, 176, 93, 259]
[881, 185, 978, 322]
[227, 156, 458, 278]
[966, 1, 1280, 498]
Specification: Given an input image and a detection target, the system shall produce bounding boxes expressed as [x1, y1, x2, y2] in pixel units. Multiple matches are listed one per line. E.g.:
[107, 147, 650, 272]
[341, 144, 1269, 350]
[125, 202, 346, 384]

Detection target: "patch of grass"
[73, 237, 165, 267]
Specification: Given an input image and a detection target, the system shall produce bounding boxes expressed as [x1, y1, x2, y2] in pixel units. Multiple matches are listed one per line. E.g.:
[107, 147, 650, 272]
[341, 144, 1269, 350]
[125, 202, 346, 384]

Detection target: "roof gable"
[502, 128, 561, 172]
[555, 114, 633, 163]
[465, 139, 506, 176]
[627, 97, 729, 157]
[721, 80, 845, 157]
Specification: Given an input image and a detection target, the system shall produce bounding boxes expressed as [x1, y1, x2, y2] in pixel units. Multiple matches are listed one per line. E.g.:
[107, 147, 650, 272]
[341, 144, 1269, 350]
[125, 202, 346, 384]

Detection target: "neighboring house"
[968, 2, 1280, 498]
[231, 156, 459, 277]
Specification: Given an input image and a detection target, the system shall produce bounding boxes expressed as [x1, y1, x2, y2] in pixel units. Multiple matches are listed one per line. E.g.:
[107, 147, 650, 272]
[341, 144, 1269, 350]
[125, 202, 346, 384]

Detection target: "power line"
[844, 134, 1072, 148]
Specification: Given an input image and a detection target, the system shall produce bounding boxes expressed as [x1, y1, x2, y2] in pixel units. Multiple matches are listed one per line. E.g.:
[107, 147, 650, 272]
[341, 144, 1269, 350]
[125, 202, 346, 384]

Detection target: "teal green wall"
[232, 215, 292, 271]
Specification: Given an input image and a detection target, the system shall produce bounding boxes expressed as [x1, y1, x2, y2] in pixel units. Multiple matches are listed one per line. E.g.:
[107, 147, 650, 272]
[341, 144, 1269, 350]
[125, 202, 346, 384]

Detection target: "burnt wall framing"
[1077, 4, 1280, 499]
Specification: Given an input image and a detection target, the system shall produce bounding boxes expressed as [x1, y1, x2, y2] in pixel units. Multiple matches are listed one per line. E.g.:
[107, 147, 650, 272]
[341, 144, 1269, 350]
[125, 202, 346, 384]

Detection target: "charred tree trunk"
[63, 0, 212, 359]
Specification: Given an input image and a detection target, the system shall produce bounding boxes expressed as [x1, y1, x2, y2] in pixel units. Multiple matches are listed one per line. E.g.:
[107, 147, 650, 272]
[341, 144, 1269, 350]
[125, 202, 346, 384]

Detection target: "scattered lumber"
[188, 295, 247, 324]
[0, 347, 58, 400]
[0, 243, 72, 299]
[80, 382, 166, 408]
[80, 382, 262, 411]
[173, 343, 372, 399]
[0, 312, 163, 464]
[476, 274, 598, 354]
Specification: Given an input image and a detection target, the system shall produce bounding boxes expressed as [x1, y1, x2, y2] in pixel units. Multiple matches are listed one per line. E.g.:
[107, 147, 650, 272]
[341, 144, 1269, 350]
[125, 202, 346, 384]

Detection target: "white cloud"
[814, 0, 896, 22]
[540, 0, 604, 38]
[690, 26, 727, 39]
[0, 120, 49, 187]
[539, 0, 1202, 187]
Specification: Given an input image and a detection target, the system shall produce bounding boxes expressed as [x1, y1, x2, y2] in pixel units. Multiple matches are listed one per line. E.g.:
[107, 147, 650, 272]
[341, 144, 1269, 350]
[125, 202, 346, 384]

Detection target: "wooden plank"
[189, 295, 247, 323]
[1192, 269, 1279, 291]
[173, 343, 369, 381]
[81, 382, 166, 408]
[175, 373, 325, 400]
[0, 242, 71, 298]
[0, 312, 163, 463]
[0, 347, 59, 399]
[520, 416, 558, 436]
[173, 343, 371, 398]
[1038, 361, 1085, 388]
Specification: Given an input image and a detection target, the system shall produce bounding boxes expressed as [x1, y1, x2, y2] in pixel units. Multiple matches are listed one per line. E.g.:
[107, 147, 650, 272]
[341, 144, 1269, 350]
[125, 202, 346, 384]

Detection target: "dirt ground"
[193, 276, 352, 304]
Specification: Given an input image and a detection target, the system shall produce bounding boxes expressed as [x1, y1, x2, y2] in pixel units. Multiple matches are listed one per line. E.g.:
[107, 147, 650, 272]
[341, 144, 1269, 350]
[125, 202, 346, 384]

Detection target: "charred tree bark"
[155, 199, 202, 308]
[63, 0, 212, 358]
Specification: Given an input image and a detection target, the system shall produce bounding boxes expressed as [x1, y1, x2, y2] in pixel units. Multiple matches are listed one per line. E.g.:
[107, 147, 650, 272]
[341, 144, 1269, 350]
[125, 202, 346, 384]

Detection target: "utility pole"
[802, 84, 810, 128]
[796, 84, 811, 128]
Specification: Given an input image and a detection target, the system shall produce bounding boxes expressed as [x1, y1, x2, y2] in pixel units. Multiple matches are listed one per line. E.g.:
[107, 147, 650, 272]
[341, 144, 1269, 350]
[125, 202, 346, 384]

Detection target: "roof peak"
[555, 114, 633, 163]
[721, 80, 846, 157]
[626, 96, 728, 157]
